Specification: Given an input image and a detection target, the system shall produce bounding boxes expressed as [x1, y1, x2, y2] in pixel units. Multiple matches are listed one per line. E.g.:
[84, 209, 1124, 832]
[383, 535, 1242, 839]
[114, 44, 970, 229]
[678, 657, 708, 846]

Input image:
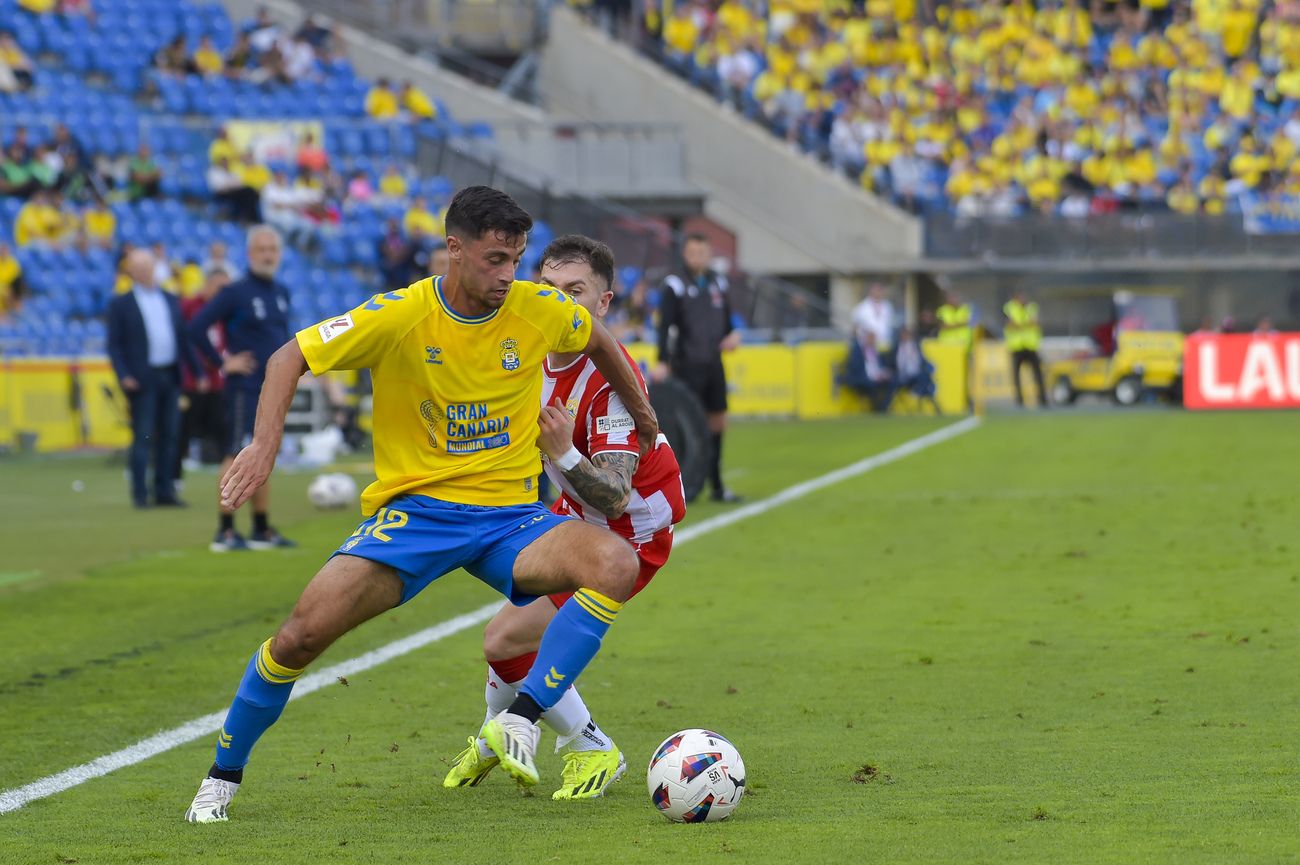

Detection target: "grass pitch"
[1, 412, 1297, 864]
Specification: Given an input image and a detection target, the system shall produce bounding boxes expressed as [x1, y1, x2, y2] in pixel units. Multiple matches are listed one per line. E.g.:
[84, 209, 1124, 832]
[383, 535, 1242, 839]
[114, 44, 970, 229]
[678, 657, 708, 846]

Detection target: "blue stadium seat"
[530, 220, 555, 250]
[338, 129, 364, 159]
[350, 239, 377, 267]
[322, 236, 350, 267]
[619, 266, 642, 290]
[394, 126, 416, 159]
[158, 77, 188, 114]
[365, 124, 392, 157]
[422, 176, 453, 205]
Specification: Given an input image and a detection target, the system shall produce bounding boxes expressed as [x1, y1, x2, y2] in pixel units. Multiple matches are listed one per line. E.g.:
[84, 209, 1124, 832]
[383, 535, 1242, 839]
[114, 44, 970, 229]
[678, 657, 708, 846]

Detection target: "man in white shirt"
[260, 170, 308, 246]
[851, 283, 896, 354]
[107, 248, 197, 508]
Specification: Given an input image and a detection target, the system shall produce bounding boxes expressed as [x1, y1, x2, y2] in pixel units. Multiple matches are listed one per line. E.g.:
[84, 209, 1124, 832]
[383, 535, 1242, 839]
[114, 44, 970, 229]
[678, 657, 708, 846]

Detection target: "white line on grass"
[0, 415, 980, 815]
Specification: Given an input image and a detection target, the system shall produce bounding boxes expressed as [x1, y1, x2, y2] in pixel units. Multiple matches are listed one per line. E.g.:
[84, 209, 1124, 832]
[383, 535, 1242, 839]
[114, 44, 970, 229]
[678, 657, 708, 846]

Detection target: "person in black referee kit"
[655, 233, 742, 503]
[189, 225, 297, 552]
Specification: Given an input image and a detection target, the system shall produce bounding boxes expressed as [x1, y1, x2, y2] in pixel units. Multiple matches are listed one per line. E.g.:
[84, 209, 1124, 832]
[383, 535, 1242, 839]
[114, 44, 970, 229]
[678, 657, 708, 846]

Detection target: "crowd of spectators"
[644, 0, 1300, 217]
[0, 120, 139, 255]
[145, 5, 440, 126]
[152, 8, 344, 87]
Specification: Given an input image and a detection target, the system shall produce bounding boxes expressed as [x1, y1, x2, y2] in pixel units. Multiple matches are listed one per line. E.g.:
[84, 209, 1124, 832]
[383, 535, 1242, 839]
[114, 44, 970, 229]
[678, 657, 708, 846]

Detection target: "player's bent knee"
[272, 617, 328, 668]
[482, 616, 532, 661]
[583, 537, 638, 602]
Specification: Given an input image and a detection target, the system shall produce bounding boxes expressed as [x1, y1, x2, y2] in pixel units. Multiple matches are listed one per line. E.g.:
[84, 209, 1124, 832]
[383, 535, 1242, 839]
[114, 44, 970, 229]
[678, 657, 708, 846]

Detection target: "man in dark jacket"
[188, 225, 294, 552]
[655, 233, 742, 502]
[107, 248, 199, 508]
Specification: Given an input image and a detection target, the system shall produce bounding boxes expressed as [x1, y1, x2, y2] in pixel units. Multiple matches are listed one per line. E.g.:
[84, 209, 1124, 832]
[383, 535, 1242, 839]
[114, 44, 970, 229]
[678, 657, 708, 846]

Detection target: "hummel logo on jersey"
[425, 346, 444, 365]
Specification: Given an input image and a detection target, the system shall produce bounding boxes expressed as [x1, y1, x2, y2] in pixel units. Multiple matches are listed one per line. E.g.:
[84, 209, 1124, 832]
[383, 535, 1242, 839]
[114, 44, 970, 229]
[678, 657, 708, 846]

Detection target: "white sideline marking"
[675, 415, 982, 545]
[0, 416, 980, 815]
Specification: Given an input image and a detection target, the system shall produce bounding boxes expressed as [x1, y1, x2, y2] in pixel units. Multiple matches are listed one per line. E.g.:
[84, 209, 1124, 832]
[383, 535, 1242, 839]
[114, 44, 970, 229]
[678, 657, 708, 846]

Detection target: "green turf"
[1, 412, 1297, 864]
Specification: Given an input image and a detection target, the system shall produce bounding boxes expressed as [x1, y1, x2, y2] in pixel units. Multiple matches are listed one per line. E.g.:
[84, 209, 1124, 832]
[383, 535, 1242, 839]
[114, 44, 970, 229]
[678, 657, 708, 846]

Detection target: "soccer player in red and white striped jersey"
[443, 235, 685, 800]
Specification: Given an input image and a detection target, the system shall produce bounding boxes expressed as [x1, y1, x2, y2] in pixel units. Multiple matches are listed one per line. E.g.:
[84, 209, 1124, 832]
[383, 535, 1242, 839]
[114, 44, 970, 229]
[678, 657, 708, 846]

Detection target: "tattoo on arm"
[560, 452, 639, 519]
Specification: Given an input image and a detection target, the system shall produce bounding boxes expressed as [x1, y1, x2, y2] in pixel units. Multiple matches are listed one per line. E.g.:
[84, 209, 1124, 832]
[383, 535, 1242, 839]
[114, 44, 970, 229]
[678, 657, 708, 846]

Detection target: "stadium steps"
[538, 6, 921, 275]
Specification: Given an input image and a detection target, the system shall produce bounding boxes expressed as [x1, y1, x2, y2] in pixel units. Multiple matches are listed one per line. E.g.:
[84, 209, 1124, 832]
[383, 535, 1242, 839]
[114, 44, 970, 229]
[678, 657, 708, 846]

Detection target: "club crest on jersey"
[572, 309, 583, 331]
[565, 397, 579, 418]
[499, 338, 520, 371]
[425, 346, 443, 365]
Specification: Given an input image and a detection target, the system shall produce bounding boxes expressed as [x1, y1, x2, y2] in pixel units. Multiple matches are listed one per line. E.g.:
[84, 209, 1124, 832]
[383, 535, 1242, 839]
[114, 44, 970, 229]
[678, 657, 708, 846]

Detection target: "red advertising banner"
[1184, 333, 1300, 410]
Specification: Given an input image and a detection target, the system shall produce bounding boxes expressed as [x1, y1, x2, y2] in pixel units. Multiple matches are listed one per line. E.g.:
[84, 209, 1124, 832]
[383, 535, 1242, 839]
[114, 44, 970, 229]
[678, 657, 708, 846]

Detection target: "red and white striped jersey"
[541, 345, 686, 543]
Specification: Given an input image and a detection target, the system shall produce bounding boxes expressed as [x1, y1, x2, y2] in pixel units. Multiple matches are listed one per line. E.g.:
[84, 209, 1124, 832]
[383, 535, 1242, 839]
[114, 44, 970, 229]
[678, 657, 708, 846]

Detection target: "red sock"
[488, 651, 537, 685]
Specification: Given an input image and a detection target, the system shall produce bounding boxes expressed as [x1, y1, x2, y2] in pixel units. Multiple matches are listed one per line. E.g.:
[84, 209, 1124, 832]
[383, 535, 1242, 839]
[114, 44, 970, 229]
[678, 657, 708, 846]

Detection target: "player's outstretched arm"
[538, 397, 638, 519]
[582, 320, 658, 458]
[219, 339, 309, 510]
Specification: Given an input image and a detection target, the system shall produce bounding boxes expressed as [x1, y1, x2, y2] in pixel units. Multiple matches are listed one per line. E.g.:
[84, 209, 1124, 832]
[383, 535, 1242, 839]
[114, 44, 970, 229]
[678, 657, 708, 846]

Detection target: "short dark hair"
[444, 186, 533, 243]
[684, 232, 710, 247]
[540, 234, 615, 290]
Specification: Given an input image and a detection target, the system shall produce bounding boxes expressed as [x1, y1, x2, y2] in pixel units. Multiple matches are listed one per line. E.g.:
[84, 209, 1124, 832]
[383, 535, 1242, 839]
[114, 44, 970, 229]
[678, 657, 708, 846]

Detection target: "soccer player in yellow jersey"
[185, 187, 658, 823]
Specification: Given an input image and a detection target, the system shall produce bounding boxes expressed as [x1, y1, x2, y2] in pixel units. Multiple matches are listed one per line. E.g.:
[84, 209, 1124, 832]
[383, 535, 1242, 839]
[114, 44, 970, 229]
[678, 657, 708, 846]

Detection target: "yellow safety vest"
[937, 303, 973, 348]
[1003, 300, 1042, 352]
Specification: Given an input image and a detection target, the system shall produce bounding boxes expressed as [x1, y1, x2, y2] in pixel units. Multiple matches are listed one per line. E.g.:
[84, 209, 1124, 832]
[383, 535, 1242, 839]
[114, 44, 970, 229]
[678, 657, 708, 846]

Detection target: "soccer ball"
[307, 473, 357, 509]
[646, 728, 746, 823]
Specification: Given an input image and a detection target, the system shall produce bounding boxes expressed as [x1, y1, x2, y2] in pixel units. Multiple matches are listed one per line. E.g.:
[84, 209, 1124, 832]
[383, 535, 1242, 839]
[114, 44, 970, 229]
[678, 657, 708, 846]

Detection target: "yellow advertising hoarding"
[0, 342, 973, 454]
[0, 358, 132, 453]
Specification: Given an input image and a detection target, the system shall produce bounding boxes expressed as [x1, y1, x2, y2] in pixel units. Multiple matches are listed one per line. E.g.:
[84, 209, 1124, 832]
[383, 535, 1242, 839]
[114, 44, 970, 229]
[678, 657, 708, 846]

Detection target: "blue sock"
[213, 638, 304, 773]
[519, 589, 623, 712]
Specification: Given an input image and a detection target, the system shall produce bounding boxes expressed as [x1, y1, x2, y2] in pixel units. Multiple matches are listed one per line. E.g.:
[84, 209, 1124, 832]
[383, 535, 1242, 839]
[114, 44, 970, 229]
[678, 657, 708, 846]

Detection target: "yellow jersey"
[297, 276, 593, 513]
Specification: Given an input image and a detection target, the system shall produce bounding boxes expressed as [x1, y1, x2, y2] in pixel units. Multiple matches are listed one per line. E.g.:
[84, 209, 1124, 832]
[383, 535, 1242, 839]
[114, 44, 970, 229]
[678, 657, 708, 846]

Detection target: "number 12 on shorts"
[355, 507, 408, 542]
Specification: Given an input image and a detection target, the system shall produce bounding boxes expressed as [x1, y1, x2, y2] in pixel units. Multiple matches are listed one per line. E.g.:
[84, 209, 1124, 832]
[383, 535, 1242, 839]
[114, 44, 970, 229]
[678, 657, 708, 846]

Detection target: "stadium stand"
[637, 0, 1300, 217]
[0, 0, 518, 358]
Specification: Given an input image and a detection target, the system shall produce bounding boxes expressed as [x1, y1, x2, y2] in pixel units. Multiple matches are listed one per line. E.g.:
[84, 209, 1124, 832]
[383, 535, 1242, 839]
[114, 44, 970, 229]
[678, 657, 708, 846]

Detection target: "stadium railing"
[485, 120, 692, 197]
[925, 212, 1300, 262]
[286, 0, 543, 61]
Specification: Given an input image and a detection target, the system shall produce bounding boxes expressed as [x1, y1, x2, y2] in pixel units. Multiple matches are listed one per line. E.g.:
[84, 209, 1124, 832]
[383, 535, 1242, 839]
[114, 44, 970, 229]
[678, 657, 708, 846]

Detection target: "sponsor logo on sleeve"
[595, 413, 636, 435]
[318, 314, 354, 343]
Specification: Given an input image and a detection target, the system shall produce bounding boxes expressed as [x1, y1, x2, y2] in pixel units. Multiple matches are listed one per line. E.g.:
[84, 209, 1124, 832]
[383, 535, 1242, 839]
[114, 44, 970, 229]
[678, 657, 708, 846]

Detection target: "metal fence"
[925, 212, 1300, 261]
[487, 121, 691, 197]
[300, 0, 542, 61]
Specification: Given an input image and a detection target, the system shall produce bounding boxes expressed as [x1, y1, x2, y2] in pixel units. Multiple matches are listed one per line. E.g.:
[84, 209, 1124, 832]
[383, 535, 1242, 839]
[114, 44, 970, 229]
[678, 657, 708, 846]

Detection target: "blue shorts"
[332, 495, 574, 606]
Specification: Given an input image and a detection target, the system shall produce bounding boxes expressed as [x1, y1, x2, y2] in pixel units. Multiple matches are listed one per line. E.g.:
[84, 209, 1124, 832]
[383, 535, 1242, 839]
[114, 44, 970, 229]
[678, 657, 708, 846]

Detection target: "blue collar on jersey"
[434, 275, 499, 325]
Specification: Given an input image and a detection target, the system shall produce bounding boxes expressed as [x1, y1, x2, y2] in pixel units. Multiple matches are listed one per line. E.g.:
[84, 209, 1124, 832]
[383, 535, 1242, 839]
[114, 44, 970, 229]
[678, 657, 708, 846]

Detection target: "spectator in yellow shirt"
[365, 78, 400, 120]
[399, 81, 437, 120]
[1229, 137, 1268, 188]
[18, 0, 57, 12]
[82, 198, 116, 249]
[113, 244, 136, 295]
[403, 196, 442, 239]
[1199, 164, 1228, 214]
[209, 127, 236, 167]
[194, 35, 224, 77]
[178, 259, 206, 298]
[1221, 1, 1257, 59]
[234, 150, 271, 191]
[663, 5, 700, 67]
[377, 163, 409, 202]
[15, 191, 66, 247]
[0, 242, 25, 316]
[1166, 172, 1199, 214]
[1219, 61, 1255, 119]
